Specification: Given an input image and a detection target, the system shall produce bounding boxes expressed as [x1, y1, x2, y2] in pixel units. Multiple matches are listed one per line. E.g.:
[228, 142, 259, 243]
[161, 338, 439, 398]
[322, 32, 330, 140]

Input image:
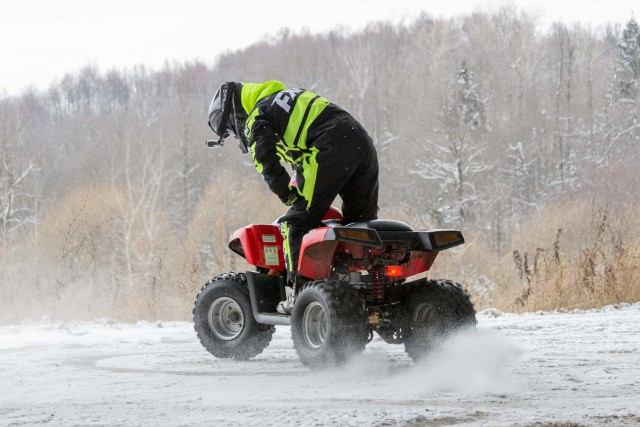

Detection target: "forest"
[1, 7, 639, 323]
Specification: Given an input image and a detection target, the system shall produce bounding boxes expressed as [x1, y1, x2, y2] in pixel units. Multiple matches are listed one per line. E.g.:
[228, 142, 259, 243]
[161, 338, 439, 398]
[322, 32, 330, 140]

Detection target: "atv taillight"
[384, 265, 404, 277]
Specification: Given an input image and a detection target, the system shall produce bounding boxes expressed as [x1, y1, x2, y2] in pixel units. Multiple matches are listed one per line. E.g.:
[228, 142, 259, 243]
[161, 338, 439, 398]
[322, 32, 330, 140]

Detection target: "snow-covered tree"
[412, 63, 491, 227]
[601, 17, 640, 170]
[616, 17, 640, 100]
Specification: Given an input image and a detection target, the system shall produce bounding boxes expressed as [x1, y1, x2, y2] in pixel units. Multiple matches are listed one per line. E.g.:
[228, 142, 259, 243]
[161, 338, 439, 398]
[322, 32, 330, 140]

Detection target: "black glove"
[285, 190, 299, 207]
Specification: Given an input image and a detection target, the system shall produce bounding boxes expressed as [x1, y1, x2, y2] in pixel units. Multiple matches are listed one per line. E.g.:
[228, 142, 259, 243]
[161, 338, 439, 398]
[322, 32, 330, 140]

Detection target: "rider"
[207, 80, 379, 286]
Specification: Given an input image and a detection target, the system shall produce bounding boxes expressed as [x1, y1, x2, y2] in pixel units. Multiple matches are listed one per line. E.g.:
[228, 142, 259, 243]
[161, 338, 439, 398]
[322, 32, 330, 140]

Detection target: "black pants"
[279, 132, 379, 280]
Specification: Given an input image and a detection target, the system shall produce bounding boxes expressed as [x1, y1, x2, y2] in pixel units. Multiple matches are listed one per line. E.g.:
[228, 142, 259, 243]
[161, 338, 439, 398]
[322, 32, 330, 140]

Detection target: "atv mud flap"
[245, 271, 291, 326]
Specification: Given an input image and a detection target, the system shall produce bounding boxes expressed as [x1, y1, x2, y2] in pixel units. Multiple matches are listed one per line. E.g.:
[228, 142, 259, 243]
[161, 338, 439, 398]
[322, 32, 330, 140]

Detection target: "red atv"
[193, 207, 476, 368]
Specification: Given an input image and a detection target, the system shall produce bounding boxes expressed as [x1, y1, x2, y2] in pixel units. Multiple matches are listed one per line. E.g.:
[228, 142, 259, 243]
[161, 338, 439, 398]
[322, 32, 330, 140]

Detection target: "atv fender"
[228, 225, 286, 271]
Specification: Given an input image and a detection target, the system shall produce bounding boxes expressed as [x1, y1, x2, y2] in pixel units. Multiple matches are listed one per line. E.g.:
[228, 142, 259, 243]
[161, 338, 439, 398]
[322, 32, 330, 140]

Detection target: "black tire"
[193, 273, 274, 360]
[403, 279, 476, 362]
[291, 280, 368, 369]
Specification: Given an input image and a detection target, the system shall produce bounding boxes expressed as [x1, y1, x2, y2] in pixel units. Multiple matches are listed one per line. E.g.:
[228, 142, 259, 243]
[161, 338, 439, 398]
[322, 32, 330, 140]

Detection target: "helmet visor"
[208, 83, 235, 139]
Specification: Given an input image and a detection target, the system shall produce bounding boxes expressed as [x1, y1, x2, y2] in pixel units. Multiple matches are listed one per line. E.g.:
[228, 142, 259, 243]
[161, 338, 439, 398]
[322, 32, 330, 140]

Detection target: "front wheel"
[403, 279, 476, 362]
[193, 273, 274, 360]
[291, 280, 368, 369]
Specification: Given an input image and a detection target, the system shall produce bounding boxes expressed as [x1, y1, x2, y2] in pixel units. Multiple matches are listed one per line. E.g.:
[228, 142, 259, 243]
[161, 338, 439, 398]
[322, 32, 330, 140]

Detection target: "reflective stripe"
[247, 107, 263, 173]
[299, 148, 319, 208]
[250, 141, 263, 173]
[281, 222, 293, 271]
[276, 143, 299, 163]
[245, 107, 260, 140]
[282, 92, 330, 149]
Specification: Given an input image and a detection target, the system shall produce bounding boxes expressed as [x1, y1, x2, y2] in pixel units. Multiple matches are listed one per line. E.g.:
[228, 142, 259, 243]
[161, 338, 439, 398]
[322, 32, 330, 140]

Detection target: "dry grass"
[458, 201, 640, 312]
[0, 179, 286, 323]
[1, 185, 179, 323]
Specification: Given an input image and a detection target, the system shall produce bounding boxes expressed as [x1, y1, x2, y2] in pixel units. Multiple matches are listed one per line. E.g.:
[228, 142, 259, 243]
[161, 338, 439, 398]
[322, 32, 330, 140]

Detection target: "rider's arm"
[249, 116, 295, 204]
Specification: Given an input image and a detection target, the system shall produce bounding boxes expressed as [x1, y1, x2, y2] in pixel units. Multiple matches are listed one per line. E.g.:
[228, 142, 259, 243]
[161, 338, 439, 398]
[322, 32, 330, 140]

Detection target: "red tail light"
[384, 265, 404, 277]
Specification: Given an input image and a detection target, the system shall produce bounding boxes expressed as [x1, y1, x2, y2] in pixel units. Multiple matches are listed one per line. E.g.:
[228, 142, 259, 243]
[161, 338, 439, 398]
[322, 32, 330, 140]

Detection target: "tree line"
[1, 7, 639, 321]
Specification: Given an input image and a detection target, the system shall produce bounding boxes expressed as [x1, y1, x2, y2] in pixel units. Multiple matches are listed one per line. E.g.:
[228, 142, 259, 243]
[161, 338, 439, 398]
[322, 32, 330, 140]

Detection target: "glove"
[285, 191, 299, 207]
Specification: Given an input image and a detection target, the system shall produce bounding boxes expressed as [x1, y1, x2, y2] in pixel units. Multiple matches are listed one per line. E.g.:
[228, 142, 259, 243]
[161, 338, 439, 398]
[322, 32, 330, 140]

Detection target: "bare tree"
[0, 103, 36, 248]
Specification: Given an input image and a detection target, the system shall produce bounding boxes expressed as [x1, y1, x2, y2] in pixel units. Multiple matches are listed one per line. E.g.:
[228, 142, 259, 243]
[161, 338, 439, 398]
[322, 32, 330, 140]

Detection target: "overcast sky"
[1, 0, 637, 96]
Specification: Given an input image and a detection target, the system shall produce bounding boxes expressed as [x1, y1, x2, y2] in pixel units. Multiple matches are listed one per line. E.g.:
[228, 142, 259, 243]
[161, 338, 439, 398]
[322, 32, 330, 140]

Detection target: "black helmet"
[207, 82, 249, 153]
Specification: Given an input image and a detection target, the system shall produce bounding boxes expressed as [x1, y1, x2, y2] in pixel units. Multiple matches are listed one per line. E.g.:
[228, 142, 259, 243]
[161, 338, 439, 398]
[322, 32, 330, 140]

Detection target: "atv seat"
[345, 219, 413, 231]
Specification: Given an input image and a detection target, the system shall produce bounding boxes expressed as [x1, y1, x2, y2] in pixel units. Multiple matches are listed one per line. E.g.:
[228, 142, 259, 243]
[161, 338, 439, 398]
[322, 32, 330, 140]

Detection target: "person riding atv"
[207, 81, 379, 292]
[200, 81, 476, 368]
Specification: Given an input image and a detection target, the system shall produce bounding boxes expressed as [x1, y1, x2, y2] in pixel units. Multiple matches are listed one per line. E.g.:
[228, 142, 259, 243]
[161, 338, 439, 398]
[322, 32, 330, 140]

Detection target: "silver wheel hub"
[413, 302, 437, 322]
[207, 297, 244, 340]
[302, 302, 328, 349]
[413, 302, 441, 335]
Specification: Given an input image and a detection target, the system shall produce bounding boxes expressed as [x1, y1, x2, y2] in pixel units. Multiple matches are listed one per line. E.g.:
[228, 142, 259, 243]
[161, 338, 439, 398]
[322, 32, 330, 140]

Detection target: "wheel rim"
[413, 302, 437, 322]
[413, 302, 442, 335]
[207, 297, 244, 341]
[302, 302, 328, 349]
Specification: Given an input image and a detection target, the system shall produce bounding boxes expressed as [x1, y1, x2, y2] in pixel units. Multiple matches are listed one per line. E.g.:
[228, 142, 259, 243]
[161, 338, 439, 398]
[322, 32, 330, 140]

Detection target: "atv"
[193, 207, 476, 368]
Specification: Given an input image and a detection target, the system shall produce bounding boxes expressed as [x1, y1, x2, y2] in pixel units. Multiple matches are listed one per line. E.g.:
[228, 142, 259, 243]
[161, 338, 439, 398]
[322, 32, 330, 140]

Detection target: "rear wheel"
[193, 273, 274, 360]
[291, 280, 368, 369]
[403, 279, 476, 362]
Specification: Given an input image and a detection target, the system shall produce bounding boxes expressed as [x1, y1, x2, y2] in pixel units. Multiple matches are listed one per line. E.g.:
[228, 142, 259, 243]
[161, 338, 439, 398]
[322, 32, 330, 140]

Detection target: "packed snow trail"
[1, 304, 639, 426]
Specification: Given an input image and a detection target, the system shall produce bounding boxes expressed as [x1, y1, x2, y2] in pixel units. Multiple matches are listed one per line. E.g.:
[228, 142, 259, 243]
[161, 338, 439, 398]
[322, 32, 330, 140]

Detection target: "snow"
[1, 304, 639, 426]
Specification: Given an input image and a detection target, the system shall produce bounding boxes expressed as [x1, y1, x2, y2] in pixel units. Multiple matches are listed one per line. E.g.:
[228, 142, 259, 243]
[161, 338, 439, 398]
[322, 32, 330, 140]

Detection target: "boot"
[276, 285, 294, 315]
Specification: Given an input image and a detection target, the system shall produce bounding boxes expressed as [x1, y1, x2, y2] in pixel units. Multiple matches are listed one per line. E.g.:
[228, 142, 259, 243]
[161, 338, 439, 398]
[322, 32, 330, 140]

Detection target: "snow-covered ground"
[1, 304, 639, 427]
